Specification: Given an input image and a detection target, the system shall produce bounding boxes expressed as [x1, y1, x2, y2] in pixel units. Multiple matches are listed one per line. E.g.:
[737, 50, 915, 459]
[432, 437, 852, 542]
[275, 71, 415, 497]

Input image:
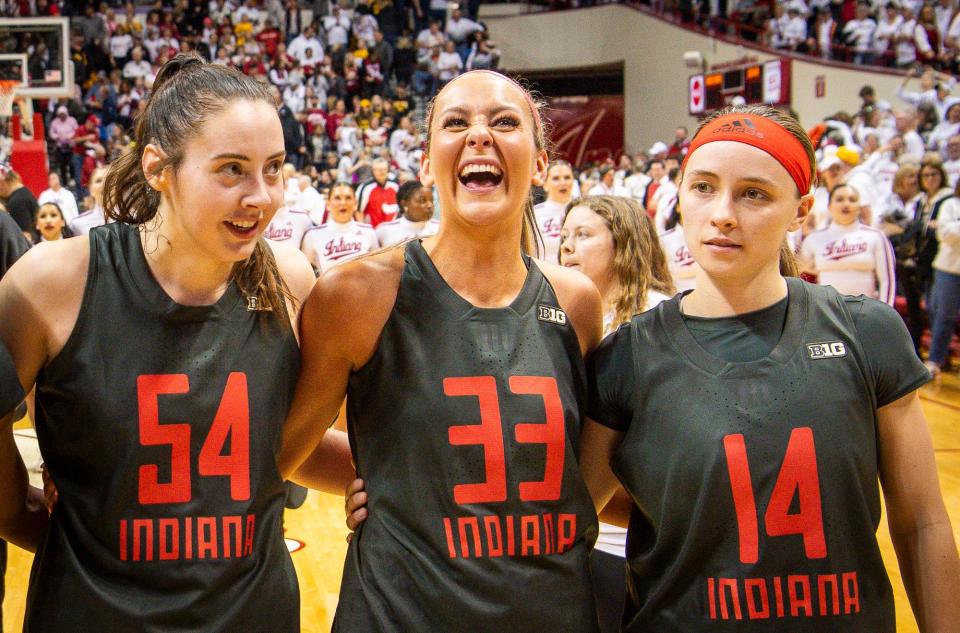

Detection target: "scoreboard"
[688, 58, 791, 115]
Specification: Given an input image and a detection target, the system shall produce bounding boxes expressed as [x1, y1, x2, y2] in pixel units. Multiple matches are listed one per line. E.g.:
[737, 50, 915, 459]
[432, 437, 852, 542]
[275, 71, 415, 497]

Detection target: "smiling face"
[420, 72, 547, 234]
[35, 203, 66, 241]
[679, 141, 809, 285]
[147, 99, 286, 263]
[543, 163, 574, 203]
[559, 204, 615, 294]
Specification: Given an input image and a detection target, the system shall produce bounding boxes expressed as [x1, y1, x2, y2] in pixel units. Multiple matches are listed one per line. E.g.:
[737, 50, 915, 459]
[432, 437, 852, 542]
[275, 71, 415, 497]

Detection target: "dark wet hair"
[103, 53, 293, 314]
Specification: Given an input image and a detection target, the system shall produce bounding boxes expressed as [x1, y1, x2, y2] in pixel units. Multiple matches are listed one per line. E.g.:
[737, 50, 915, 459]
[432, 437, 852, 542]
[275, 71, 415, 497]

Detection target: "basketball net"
[0, 80, 18, 118]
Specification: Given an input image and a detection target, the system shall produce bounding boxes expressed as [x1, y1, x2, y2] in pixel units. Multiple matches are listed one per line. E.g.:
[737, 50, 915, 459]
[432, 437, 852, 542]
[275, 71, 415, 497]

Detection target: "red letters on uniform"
[445, 377, 507, 504]
[511, 376, 565, 502]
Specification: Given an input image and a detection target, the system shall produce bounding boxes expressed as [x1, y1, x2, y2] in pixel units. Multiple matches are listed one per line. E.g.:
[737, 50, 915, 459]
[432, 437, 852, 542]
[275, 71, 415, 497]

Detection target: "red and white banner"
[544, 95, 625, 168]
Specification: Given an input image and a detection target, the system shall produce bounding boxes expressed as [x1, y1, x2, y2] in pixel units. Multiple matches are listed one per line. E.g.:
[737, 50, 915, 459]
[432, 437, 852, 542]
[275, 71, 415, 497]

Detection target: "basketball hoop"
[0, 80, 17, 117]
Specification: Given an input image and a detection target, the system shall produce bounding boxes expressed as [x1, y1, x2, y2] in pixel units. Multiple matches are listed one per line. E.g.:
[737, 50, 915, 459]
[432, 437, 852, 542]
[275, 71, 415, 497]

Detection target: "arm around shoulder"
[279, 251, 402, 485]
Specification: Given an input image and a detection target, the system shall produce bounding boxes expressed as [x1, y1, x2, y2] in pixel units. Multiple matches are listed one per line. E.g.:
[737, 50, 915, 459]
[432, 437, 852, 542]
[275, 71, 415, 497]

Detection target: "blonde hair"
[424, 71, 547, 257]
[563, 195, 675, 331]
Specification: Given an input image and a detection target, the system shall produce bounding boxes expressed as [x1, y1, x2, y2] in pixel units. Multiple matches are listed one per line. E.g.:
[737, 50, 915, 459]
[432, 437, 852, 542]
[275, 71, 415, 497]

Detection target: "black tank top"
[334, 240, 599, 632]
[589, 279, 931, 632]
[25, 223, 300, 632]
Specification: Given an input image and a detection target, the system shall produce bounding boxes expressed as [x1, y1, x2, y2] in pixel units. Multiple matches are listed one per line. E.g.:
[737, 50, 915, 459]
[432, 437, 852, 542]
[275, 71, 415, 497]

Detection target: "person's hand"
[41, 464, 58, 514]
[344, 477, 368, 541]
[907, 66, 917, 77]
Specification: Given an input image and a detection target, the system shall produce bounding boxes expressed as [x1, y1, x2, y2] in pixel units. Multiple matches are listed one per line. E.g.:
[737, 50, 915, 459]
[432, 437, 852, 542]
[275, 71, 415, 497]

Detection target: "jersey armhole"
[45, 233, 98, 371]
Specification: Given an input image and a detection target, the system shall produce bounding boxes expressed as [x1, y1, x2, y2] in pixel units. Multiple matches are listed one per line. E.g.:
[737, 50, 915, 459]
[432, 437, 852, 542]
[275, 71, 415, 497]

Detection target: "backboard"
[0, 17, 72, 98]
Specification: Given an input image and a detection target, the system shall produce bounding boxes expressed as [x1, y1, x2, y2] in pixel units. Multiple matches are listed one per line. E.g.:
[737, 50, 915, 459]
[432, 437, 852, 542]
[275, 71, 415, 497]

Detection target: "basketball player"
[581, 105, 960, 631]
[375, 180, 439, 247]
[300, 182, 379, 273]
[534, 160, 575, 263]
[282, 70, 604, 632]
[799, 183, 897, 306]
[0, 54, 352, 631]
[558, 195, 673, 633]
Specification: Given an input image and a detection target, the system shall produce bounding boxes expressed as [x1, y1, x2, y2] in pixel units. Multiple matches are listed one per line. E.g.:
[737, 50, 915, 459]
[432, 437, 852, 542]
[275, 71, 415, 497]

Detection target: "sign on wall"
[545, 95, 625, 167]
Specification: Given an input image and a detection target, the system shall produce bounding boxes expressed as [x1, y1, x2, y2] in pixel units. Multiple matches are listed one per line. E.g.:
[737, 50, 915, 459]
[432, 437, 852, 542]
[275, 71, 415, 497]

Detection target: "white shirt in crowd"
[38, 187, 79, 222]
[658, 226, 698, 293]
[288, 33, 323, 64]
[68, 207, 108, 236]
[843, 18, 876, 52]
[944, 158, 960, 187]
[263, 207, 314, 247]
[301, 220, 379, 272]
[799, 221, 896, 305]
[375, 216, 440, 247]
[533, 199, 566, 264]
[934, 196, 960, 275]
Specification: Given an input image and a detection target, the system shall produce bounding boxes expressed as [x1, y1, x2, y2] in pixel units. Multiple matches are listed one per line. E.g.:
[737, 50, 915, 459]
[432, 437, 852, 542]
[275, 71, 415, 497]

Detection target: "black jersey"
[334, 240, 599, 633]
[25, 223, 300, 632]
[589, 279, 931, 632]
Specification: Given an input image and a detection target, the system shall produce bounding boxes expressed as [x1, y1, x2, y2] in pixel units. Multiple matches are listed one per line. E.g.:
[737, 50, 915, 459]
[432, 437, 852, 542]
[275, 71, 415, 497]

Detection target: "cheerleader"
[800, 183, 897, 305]
[300, 182, 379, 272]
[533, 160, 575, 263]
[374, 181, 439, 247]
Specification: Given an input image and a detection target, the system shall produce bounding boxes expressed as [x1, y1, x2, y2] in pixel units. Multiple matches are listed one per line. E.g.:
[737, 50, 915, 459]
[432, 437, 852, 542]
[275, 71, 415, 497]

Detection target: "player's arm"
[0, 240, 86, 550]
[877, 390, 960, 632]
[579, 419, 626, 517]
[280, 252, 401, 489]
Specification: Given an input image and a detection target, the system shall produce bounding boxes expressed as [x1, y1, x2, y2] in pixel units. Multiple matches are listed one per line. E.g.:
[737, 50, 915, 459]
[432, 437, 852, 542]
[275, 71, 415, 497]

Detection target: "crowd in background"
[0, 0, 957, 368]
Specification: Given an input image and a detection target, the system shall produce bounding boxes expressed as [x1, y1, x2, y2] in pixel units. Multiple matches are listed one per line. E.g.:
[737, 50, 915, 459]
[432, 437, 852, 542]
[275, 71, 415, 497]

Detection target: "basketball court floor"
[1, 375, 958, 632]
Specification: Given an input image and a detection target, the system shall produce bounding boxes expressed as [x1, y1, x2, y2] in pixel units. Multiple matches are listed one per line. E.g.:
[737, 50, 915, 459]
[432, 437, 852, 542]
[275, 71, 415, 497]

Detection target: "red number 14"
[723, 427, 827, 564]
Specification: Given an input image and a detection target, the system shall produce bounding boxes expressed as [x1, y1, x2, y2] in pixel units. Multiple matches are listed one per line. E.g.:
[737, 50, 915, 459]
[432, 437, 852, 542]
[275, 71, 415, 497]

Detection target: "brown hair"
[103, 53, 294, 314]
[423, 70, 547, 257]
[686, 105, 814, 277]
[563, 195, 675, 332]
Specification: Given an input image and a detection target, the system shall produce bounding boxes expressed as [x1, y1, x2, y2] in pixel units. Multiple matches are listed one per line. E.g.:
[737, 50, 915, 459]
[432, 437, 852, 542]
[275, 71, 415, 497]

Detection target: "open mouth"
[224, 219, 260, 239]
[458, 163, 504, 193]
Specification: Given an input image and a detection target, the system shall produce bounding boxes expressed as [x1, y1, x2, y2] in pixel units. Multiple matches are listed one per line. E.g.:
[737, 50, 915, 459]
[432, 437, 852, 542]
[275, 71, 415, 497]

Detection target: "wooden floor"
[2, 376, 959, 632]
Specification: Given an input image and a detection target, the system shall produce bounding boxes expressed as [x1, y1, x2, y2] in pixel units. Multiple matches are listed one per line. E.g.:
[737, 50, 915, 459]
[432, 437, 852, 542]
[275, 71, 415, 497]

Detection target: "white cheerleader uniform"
[301, 220, 379, 272]
[799, 221, 896, 305]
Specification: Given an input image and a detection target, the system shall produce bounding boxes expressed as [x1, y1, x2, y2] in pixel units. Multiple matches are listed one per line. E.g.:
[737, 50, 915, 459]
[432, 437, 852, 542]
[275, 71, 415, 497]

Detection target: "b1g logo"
[807, 341, 846, 359]
[537, 305, 567, 325]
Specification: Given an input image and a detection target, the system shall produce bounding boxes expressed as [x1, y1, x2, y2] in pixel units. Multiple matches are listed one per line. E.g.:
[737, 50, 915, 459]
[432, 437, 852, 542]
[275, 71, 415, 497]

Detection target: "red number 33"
[444, 376, 566, 505]
[137, 373, 251, 505]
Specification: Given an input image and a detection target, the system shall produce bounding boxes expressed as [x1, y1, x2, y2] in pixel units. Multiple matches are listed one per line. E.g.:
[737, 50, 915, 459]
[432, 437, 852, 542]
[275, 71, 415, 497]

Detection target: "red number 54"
[137, 373, 251, 505]
[444, 375, 566, 506]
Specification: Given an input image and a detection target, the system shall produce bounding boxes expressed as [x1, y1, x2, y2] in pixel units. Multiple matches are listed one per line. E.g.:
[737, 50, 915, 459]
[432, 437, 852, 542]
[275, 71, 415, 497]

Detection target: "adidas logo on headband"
[710, 118, 765, 139]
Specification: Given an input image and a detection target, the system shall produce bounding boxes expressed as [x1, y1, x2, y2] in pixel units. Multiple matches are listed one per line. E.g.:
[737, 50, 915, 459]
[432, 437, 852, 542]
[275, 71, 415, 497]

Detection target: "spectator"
[943, 134, 960, 186]
[323, 5, 352, 49]
[279, 99, 307, 170]
[926, 179, 960, 376]
[415, 20, 445, 63]
[38, 172, 79, 222]
[435, 40, 463, 87]
[929, 101, 960, 154]
[371, 30, 394, 81]
[874, 3, 902, 65]
[880, 163, 922, 236]
[783, 6, 808, 50]
[375, 180, 438, 246]
[894, 5, 920, 68]
[48, 105, 79, 185]
[588, 166, 628, 197]
[288, 24, 323, 67]
[894, 106, 928, 160]
[68, 165, 109, 236]
[122, 46, 152, 80]
[842, 1, 877, 64]
[357, 157, 399, 226]
[0, 165, 38, 241]
[445, 7, 484, 61]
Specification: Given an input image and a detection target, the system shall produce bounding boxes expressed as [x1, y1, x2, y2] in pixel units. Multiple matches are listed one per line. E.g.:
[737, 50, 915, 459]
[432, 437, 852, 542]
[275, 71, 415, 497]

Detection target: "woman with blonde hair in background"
[559, 194, 673, 633]
[68, 165, 109, 236]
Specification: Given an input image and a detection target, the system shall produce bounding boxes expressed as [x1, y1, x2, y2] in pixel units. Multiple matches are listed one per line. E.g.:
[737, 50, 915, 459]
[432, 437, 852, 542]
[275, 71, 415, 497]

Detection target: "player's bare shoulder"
[303, 243, 407, 367]
[0, 235, 91, 360]
[534, 259, 603, 355]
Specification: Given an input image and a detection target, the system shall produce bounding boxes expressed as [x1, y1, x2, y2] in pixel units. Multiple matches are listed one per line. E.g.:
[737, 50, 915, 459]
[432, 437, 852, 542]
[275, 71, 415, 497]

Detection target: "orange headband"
[682, 114, 813, 195]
